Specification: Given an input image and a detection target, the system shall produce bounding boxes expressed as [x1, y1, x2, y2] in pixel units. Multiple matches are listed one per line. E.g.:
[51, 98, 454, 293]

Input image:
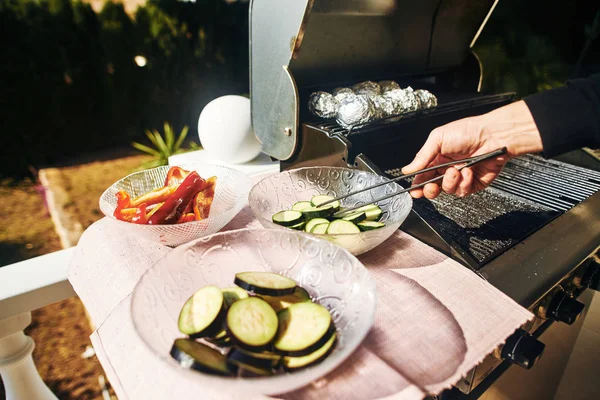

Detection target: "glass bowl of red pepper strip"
[99, 164, 252, 247]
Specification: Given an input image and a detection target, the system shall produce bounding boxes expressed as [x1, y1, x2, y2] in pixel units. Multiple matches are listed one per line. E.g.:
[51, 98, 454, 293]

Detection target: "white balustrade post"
[0, 313, 57, 400]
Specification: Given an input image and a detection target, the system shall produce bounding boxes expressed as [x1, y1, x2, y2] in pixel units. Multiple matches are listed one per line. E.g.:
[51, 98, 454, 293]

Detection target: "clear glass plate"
[130, 228, 377, 396]
[248, 167, 412, 255]
[99, 164, 252, 247]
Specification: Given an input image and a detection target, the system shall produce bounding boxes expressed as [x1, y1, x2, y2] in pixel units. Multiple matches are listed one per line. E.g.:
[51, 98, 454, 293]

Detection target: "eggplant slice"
[222, 286, 249, 308]
[178, 285, 225, 338]
[234, 272, 296, 296]
[227, 348, 277, 376]
[170, 338, 236, 376]
[260, 286, 311, 313]
[226, 297, 279, 351]
[282, 333, 337, 371]
[274, 302, 334, 357]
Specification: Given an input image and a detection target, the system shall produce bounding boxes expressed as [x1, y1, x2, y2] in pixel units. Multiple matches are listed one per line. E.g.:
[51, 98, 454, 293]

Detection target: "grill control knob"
[548, 291, 585, 325]
[583, 257, 600, 292]
[501, 329, 545, 369]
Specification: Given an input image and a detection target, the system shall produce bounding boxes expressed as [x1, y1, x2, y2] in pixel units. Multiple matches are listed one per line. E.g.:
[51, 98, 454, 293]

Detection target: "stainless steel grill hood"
[249, 0, 498, 161]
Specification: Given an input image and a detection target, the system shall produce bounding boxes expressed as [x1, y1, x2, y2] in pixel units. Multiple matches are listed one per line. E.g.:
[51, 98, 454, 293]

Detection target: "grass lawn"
[1, 154, 150, 399]
[54, 154, 152, 231]
[0, 179, 62, 267]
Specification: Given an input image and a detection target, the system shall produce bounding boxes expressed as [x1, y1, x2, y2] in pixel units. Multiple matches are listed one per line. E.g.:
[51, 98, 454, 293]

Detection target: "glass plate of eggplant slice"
[131, 228, 376, 396]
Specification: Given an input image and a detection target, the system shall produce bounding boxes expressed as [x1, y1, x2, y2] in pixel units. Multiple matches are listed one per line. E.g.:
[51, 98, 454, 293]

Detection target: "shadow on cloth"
[283, 269, 466, 400]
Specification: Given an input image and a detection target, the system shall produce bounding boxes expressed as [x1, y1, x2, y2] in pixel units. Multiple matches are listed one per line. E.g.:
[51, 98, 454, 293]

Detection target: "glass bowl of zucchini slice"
[248, 167, 412, 255]
[131, 228, 376, 396]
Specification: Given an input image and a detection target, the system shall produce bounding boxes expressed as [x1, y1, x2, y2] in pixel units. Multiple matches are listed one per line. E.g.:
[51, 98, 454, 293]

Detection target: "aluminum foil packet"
[384, 87, 420, 114]
[336, 95, 375, 129]
[332, 87, 355, 103]
[351, 81, 381, 98]
[371, 95, 398, 118]
[414, 89, 438, 109]
[308, 91, 338, 118]
[378, 80, 401, 93]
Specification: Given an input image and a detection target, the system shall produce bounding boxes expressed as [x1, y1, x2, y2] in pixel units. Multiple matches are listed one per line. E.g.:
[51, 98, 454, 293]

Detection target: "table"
[65, 152, 533, 400]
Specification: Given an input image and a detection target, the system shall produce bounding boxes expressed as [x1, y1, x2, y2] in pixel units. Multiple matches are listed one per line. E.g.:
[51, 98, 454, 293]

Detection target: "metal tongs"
[320, 147, 508, 217]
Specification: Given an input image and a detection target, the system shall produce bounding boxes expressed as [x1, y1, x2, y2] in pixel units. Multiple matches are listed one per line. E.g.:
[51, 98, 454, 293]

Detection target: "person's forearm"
[477, 100, 544, 157]
[523, 73, 600, 158]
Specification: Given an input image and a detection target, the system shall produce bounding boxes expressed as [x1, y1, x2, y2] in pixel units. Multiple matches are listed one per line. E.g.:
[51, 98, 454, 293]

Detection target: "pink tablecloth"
[69, 207, 533, 400]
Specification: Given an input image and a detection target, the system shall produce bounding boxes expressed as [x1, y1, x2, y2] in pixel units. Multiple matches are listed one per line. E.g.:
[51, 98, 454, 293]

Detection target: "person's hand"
[401, 100, 544, 199]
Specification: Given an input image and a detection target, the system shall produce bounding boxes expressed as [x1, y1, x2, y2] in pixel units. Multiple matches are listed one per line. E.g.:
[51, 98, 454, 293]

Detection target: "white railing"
[0, 150, 279, 399]
[0, 248, 76, 400]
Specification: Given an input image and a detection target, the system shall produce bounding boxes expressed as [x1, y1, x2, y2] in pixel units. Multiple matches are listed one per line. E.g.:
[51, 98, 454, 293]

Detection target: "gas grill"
[249, 0, 600, 397]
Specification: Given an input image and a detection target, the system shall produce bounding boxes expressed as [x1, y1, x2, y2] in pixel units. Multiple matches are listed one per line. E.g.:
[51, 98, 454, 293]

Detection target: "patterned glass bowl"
[130, 228, 376, 396]
[248, 167, 413, 255]
[99, 164, 252, 247]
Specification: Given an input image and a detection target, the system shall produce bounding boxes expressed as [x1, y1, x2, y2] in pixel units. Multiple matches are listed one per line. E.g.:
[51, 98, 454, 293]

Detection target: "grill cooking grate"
[385, 155, 600, 266]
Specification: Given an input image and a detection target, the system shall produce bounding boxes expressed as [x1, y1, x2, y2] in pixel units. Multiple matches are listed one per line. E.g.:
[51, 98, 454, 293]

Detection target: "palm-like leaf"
[133, 123, 198, 169]
[152, 130, 169, 156]
[132, 141, 161, 156]
[173, 125, 189, 151]
[164, 122, 175, 153]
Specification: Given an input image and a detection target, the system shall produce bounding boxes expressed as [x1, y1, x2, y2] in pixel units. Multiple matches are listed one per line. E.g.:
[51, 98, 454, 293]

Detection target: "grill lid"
[250, 0, 500, 161]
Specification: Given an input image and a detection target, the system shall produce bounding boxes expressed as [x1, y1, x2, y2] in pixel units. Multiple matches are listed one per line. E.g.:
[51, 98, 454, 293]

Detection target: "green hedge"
[0, 0, 249, 178]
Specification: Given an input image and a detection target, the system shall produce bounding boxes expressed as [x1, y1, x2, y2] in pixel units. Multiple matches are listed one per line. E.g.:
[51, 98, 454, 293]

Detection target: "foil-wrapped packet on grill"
[402, 87, 421, 112]
[351, 81, 381, 98]
[378, 80, 400, 93]
[336, 95, 375, 129]
[332, 87, 354, 103]
[384, 87, 420, 114]
[414, 89, 438, 109]
[371, 95, 397, 118]
[308, 91, 338, 118]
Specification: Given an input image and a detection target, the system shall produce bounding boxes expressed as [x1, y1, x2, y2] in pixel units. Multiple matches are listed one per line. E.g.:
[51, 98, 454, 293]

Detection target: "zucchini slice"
[282, 333, 337, 371]
[226, 297, 278, 351]
[357, 221, 386, 231]
[304, 218, 330, 233]
[311, 195, 340, 210]
[206, 330, 231, 346]
[338, 204, 382, 221]
[222, 286, 249, 308]
[260, 286, 311, 313]
[178, 286, 225, 338]
[341, 211, 366, 224]
[234, 271, 297, 296]
[274, 302, 334, 357]
[170, 338, 235, 376]
[364, 206, 382, 221]
[227, 357, 273, 376]
[231, 348, 282, 363]
[310, 223, 329, 234]
[301, 205, 335, 219]
[326, 219, 361, 235]
[291, 201, 312, 211]
[289, 222, 306, 230]
[272, 210, 303, 227]
[227, 349, 278, 375]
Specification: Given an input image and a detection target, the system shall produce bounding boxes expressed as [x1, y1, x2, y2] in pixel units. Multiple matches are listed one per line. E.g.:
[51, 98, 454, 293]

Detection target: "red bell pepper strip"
[193, 176, 217, 220]
[177, 213, 196, 223]
[164, 166, 191, 187]
[132, 203, 149, 224]
[130, 185, 177, 208]
[146, 202, 164, 219]
[148, 171, 207, 225]
[114, 190, 134, 221]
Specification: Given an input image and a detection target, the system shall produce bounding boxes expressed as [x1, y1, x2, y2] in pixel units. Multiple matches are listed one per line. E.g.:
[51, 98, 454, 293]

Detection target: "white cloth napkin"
[69, 204, 532, 400]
